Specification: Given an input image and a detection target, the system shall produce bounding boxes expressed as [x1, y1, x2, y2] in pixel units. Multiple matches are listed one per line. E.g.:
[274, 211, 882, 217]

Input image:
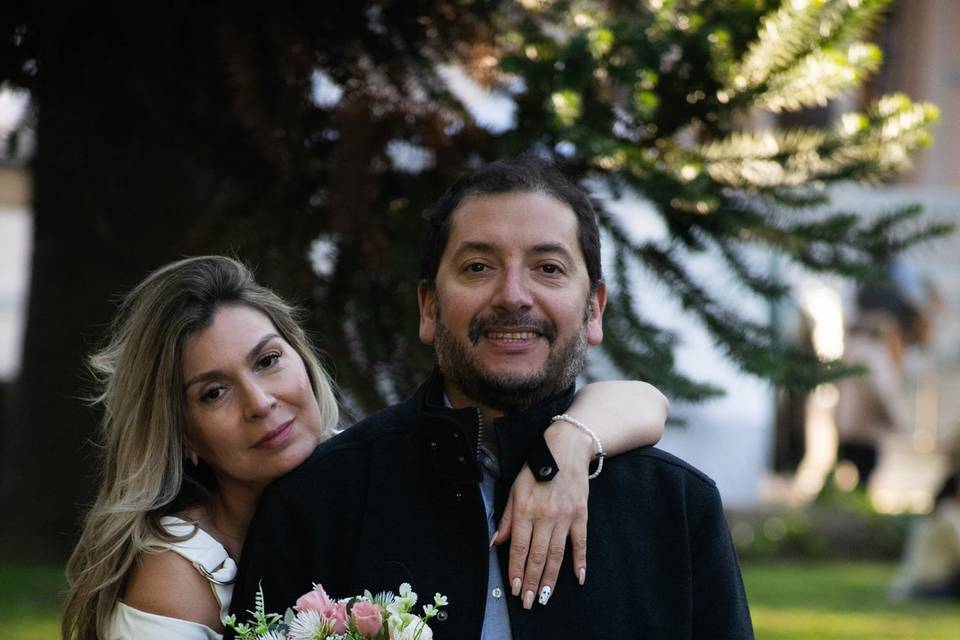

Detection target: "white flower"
[420, 593, 448, 622]
[287, 609, 329, 640]
[387, 583, 417, 614]
[388, 613, 432, 640]
[256, 632, 287, 640]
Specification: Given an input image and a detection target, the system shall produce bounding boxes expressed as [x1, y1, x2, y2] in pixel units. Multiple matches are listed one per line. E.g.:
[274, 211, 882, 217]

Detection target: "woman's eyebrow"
[245, 333, 280, 363]
[182, 333, 280, 390]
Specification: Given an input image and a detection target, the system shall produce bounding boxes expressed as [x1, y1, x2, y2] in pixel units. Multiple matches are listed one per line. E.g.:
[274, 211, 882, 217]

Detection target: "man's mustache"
[467, 312, 557, 346]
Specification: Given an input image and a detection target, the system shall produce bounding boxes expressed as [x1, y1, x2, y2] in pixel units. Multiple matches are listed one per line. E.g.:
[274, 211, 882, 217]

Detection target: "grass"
[3, 562, 960, 638]
[743, 562, 960, 639]
[0, 564, 65, 640]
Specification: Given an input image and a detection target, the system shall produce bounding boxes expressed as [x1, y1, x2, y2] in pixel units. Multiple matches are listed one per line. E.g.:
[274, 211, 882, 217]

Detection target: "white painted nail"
[538, 585, 552, 605]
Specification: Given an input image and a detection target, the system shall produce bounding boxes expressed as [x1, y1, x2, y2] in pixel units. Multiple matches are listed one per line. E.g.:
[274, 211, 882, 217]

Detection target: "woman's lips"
[254, 419, 294, 449]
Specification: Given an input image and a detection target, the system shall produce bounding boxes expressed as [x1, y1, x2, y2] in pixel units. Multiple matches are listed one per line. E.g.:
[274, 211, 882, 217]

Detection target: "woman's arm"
[550, 379, 669, 460]
[122, 550, 224, 632]
[496, 380, 668, 608]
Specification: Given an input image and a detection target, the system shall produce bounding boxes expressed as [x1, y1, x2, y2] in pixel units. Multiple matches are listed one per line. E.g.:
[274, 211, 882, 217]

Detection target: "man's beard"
[433, 304, 589, 414]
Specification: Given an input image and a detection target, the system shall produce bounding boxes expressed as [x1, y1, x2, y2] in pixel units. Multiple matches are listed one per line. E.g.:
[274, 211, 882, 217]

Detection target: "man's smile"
[468, 314, 556, 346]
[485, 330, 538, 342]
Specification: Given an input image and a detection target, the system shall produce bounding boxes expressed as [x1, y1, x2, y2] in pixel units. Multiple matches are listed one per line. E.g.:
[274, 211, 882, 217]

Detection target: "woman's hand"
[494, 380, 668, 609]
[493, 429, 591, 609]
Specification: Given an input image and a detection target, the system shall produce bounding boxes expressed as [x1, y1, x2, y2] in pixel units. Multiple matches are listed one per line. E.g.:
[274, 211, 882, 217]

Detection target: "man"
[230, 157, 753, 639]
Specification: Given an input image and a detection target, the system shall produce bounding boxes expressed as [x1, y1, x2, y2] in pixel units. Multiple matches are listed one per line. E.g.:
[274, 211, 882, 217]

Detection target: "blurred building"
[0, 165, 30, 383]
[0, 83, 32, 388]
[874, 0, 960, 187]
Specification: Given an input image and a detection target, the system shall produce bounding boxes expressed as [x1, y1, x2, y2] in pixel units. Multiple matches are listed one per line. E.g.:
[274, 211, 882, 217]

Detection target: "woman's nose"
[242, 379, 277, 421]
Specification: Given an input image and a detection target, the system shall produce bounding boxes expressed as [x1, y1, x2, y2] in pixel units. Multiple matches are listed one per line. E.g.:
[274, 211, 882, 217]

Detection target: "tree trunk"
[0, 2, 239, 560]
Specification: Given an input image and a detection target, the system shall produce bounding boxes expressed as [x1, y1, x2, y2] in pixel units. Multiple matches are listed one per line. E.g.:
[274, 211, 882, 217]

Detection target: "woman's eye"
[257, 352, 280, 369]
[202, 386, 225, 402]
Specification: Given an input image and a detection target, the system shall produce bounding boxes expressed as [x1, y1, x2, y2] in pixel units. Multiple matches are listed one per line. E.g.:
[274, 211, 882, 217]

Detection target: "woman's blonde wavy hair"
[61, 256, 339, 640]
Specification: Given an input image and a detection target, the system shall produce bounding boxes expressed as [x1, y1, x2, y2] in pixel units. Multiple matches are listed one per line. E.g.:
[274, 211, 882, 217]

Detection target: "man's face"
[418, 190, 606, 413]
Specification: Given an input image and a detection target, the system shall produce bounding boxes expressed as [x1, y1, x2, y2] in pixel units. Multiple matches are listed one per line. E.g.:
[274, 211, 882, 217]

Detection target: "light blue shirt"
[442, 395, 511, 639]
[478, 446, 512, 640]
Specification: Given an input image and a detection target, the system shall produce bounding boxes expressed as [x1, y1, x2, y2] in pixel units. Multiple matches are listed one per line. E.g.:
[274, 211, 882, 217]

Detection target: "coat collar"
[415, 369, 575, 485]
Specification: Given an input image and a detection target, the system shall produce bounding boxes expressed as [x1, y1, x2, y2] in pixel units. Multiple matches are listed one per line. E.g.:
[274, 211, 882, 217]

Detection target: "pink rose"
[351, 601, 384, 637]
[324, 601, 349, 635]
[294, 584, 348, 634]
[295, 584, 334, 613]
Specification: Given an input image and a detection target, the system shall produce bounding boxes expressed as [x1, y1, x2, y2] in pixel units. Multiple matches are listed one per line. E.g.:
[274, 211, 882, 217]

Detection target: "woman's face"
[180, 304, 325, 494]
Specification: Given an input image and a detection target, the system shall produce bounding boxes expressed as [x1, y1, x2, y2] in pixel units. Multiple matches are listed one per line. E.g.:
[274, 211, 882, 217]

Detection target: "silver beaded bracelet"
[551, 413, 605, 479]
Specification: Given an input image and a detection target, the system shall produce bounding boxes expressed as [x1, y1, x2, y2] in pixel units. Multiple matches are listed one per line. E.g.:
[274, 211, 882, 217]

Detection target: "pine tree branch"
[725, 0, 890, 99]
[755, 44, 882, 112]
[633, 243, 858, 389]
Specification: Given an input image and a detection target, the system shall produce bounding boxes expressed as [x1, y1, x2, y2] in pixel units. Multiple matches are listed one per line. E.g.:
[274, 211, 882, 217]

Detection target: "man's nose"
[241, 378, 277, 421]
[491, 266, 533, 312]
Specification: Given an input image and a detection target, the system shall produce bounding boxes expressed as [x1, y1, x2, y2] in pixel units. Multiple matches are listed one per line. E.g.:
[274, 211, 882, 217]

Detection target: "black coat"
[229, 373, 754, 639]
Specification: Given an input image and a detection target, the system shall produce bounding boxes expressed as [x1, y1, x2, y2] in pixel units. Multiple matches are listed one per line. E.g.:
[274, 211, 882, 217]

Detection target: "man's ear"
[586, 281, 607, 346]
[418, 282, 438, 345]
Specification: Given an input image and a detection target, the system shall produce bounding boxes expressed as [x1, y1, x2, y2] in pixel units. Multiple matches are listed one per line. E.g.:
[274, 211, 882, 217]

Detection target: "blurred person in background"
[890, 471, 960, 601]
[834, 259, 936, 489]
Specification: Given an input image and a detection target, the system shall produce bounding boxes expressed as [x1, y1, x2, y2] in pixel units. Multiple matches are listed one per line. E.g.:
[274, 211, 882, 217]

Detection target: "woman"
[61, 256, 668, 639]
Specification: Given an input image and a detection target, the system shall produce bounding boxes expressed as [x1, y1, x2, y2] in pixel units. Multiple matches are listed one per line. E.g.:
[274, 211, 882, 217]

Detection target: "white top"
[106, 516, 237, 640]
[834, 315, 907, 445]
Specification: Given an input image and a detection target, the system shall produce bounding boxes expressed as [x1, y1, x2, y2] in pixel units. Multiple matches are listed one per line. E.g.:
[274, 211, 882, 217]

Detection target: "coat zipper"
[475, 407, 484, 462]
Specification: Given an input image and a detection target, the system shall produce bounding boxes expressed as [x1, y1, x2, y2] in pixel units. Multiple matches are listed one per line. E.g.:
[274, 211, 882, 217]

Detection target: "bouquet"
[224, 582, 448, 640]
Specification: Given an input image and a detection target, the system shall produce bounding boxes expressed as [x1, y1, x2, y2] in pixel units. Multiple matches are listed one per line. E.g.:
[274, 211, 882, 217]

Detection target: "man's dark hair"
[420, 156, 602, 289]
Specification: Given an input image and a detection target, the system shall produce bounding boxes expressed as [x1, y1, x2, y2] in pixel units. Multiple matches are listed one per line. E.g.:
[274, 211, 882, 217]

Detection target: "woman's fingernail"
[523, 590, 535, 609]
[511, 577, 522, 596]
[579, 567, 586, 585]
[489, 530, 498, 548]
[538, 586, 552, 605]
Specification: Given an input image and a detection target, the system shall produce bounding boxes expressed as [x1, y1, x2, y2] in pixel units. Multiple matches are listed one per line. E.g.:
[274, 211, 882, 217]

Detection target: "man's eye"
[540, 264, 562, 274]
[466, 263, 488, 273]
